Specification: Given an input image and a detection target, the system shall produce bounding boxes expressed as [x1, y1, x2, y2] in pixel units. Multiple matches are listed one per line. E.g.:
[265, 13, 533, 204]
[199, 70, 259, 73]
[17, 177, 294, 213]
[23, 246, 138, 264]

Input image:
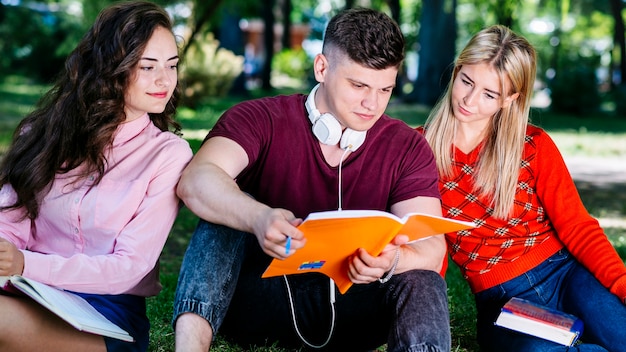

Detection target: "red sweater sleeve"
[535, 129, 626, 301]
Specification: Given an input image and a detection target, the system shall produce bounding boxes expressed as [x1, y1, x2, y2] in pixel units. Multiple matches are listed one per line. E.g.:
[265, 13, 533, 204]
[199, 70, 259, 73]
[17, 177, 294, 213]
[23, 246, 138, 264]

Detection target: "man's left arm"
[347, 196, 446, 284]
[390, 196, 447, 273]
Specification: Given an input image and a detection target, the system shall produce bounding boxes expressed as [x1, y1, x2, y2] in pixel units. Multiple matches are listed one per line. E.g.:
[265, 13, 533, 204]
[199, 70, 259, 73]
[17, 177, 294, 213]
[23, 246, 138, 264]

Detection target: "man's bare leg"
[175, 312, 213, 352]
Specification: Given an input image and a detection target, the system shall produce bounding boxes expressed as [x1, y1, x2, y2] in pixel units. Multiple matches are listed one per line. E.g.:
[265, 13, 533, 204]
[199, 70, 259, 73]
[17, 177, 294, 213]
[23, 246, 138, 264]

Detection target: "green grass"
[2, 78, 625, 352]
[0, 76, 46, 156]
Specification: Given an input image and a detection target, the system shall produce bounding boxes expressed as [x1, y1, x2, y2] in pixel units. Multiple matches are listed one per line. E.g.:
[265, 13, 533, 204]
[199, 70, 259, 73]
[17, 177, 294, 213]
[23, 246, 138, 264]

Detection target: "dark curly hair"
[0, 1, 181, 220]
[322, 7, 405, 69]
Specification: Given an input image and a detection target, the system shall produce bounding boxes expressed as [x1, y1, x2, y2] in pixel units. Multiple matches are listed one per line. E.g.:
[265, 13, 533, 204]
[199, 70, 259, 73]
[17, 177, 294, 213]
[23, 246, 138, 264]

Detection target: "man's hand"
[252, 208, 306, 260]
[0, 238, 24, 276]
[347, 234, 409, 284]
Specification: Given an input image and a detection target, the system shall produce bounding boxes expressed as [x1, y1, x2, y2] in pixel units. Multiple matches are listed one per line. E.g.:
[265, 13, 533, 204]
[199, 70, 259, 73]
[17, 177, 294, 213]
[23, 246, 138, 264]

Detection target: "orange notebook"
[261, 209, 475, 294]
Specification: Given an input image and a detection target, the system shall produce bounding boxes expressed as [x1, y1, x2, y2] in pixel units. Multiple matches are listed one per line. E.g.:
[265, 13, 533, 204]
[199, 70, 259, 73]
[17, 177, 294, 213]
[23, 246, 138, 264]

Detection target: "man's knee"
[397, 269, 447, 293]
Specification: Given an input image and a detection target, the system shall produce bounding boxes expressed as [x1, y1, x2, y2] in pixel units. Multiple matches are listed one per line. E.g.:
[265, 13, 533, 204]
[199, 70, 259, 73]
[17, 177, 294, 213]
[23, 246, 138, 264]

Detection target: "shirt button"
[89, 175, 95, 181]
[74, 227, 79, 234]
[74, 198, 80, 204]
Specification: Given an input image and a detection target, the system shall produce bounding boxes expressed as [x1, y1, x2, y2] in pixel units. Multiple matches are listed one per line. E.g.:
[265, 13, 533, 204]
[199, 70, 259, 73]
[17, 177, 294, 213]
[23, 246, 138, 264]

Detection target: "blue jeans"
[475, 249, 626, 352]
[173, 220, 451, 352]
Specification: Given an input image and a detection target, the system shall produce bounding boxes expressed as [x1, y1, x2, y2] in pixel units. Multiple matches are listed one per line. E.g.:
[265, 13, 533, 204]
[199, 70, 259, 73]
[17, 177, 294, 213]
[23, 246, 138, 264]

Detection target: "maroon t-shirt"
[208, 94, 440, 219]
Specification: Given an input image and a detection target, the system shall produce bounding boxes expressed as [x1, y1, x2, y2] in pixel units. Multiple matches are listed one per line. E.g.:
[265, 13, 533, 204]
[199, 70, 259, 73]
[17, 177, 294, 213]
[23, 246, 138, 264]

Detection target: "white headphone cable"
[283, 275, 336, 348]
[337, 145, 352, 211]
[282, 143, 348, 348]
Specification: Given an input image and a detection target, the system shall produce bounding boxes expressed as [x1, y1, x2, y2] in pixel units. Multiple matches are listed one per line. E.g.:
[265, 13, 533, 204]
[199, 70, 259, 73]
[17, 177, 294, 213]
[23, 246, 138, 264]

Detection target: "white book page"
[9, 276, 133, 341]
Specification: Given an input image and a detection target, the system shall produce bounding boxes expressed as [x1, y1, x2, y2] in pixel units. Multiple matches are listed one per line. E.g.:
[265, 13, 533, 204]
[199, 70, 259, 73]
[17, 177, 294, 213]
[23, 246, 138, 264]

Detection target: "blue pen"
[285, 236, 291, 254]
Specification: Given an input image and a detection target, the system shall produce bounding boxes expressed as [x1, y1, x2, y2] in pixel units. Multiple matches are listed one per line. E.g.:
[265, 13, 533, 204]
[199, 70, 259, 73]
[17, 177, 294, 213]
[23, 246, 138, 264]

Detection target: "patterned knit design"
[435, 125, 626, 297]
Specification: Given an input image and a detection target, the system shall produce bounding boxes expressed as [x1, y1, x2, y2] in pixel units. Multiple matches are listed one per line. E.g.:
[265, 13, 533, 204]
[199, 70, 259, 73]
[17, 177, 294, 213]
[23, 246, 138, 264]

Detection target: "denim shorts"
[72, 292, 149, 352]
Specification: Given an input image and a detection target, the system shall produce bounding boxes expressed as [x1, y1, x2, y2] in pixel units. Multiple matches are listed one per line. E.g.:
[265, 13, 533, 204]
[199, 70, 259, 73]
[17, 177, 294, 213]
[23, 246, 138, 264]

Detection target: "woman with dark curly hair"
[0, 1, 192, 351]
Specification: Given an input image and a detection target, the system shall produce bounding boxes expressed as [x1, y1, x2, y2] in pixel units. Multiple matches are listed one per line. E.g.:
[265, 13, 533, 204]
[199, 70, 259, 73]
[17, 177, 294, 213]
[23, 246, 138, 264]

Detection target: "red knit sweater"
[420, 125, 626, 300]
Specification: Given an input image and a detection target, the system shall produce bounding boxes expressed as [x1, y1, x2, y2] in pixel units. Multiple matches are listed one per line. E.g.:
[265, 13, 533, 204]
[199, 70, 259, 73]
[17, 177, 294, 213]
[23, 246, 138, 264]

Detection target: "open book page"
[262, 210, 475, 293]
[304, 210, 475, 243]
[0, 275, 134, 342]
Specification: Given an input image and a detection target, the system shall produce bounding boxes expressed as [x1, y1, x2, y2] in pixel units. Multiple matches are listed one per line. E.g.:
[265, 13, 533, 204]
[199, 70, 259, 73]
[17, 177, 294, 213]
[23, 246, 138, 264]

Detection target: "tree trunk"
[218, 5, 248, 96]
[493, 0, 514, 28]
[280, 0, 292, 51]
[387, 0, 403, 98]
[609, 0, 625, 87]
[182, 0, 225, 57]
[405, 0, 457, 106]
[261, 0, 276, 91]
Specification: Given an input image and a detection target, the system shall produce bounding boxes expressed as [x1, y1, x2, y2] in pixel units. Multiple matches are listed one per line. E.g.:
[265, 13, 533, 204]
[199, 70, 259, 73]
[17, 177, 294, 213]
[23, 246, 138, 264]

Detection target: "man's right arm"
[177, 136, 260, 231]
[176, 136, 305, 259]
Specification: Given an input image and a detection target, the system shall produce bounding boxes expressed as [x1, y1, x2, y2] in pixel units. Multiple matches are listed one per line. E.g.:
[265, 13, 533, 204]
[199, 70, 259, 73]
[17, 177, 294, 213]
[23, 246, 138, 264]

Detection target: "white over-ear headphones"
[305, 84, 366, 151]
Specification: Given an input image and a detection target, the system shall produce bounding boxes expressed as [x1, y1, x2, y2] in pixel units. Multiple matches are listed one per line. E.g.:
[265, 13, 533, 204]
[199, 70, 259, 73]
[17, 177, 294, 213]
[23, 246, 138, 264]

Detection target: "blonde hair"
[424, 25, 537, 219]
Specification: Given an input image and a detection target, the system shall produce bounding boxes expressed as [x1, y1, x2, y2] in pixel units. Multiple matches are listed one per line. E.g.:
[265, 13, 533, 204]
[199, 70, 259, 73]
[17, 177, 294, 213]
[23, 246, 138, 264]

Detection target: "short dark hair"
[322, 8, 405, 69]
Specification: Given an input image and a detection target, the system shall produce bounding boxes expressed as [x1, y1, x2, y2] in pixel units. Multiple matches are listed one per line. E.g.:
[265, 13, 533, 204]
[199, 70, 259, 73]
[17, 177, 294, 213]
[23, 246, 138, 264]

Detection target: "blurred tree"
[260, 0, 276, 90]
[0, 2, 82, 81]
[280, 0, 293, 51]
[176, 0, 264, 102]
[6, 0, 620, 113]
[405, 0, 456, 106]
[542, 0, 612, 114]
[181, 0, 224, 57]
[216, 3, 248, 96]
[492, 0, 515, 27]
[609, 0, 624, 87]
[387, 0, 402, 97]
[179, 32, 244, 106]
[608, 0, 625, 115]
[82, 0, 116, 25]
[388, 0, 401, 24]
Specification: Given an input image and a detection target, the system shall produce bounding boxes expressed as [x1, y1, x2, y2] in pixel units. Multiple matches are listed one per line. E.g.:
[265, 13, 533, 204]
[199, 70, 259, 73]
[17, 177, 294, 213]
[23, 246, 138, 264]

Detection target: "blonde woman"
[419, 25, 626, 351]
